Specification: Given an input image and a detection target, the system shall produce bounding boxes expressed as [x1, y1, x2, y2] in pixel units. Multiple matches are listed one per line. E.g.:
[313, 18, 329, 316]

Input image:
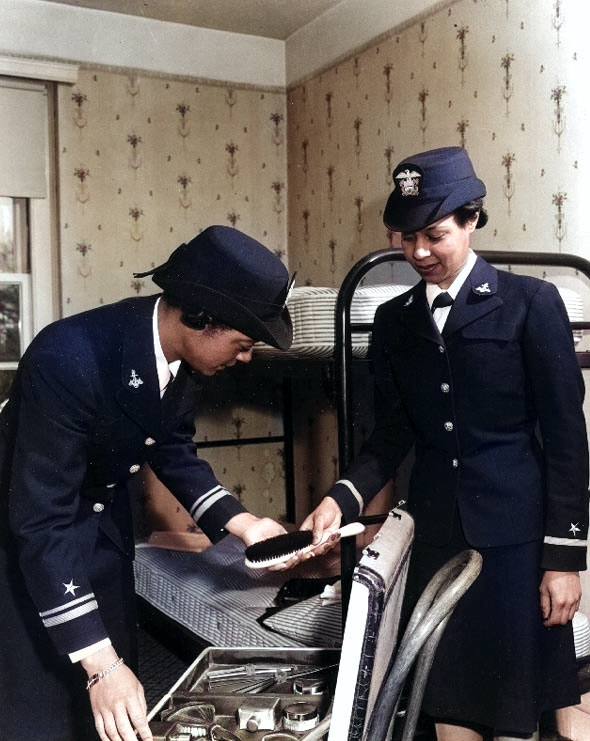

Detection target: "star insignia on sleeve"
[569, 522, 581, 537]
[63, 579, 80, 596]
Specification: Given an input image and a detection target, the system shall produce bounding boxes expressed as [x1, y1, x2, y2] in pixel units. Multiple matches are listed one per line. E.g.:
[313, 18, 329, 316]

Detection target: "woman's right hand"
[82, 648, 153, 741]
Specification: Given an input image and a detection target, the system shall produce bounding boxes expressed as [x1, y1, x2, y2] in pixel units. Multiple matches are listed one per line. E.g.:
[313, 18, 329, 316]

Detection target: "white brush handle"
[337, 522, 365, 538]
[317, 521, 365, 544]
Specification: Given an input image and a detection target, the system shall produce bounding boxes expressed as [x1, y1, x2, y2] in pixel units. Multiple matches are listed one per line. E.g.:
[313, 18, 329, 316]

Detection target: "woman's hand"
[225, 511, 287, 546]
[272, 497, 345, 570]
[82, 648, 152, 741]
[226, 500, 345, 571]
[303, 496, 344, 549]
[539, 570, 581, 627]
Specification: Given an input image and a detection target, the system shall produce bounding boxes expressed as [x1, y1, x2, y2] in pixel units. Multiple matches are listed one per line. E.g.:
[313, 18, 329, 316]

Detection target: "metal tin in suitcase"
[148, 645, 340, 739]
[328, 507, 414, 741]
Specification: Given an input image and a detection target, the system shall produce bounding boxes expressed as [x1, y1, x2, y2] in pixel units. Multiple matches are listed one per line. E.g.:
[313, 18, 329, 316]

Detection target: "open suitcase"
[147, 507, 413, 740]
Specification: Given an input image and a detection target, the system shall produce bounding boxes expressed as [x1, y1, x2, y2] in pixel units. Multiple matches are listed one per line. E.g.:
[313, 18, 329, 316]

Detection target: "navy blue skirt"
[403, 525, 579, 736]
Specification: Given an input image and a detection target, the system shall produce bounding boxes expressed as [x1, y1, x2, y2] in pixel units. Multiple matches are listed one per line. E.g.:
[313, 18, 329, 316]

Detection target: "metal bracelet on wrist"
[86, 657, 125, 691]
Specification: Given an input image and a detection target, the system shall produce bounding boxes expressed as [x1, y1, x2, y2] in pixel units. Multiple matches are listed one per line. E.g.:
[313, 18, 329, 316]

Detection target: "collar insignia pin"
[474, 282, 491, 294]
[129, 369, 144, 389]
[404, 295, 414, 307]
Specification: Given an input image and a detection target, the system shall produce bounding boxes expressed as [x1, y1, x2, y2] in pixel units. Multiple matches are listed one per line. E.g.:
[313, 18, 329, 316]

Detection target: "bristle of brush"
[244, 530, 314, 569]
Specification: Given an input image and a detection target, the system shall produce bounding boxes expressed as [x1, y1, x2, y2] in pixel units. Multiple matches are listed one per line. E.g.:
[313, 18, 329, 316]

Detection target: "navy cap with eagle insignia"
[383, 147, 487, 233]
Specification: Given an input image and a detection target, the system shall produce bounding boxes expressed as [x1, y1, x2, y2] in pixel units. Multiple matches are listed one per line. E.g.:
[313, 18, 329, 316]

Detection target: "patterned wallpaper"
[58, 70, 287, 311]
[287, 0, 587, 288]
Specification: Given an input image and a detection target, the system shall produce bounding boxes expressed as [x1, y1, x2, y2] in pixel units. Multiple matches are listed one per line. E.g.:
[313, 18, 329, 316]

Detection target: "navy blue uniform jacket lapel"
[443, 257, 503, 339]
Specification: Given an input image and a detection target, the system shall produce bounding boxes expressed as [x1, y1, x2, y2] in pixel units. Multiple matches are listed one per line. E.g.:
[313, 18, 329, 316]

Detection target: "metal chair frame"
[300, 548, 483, 741]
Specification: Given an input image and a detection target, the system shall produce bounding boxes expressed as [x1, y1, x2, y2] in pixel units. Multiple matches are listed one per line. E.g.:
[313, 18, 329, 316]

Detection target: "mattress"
[134, 535, 342, 649]
[254, 284, 414, 358]
[556, 286, 584, 345]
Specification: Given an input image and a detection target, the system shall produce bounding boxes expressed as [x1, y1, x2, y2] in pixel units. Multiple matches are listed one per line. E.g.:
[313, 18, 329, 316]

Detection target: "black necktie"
[431, 292, 454, 312]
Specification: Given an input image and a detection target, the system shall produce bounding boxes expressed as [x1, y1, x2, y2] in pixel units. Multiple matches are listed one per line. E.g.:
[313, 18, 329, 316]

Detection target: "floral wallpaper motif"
[457, 26, 469, 85]
[551, 84, 566, 153]
[58, 71, 287, 313]
[501, 152, 516, 216]
[72, 90, 87, 129]
[500, 53, 515, 117]
[73, 166, 90, 205]
[287, 0, 587, 288]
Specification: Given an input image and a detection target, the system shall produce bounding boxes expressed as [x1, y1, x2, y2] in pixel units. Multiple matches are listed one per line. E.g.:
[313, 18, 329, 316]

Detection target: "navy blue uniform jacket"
[329, 256, 589, 571]
[0, 295, 247, 657]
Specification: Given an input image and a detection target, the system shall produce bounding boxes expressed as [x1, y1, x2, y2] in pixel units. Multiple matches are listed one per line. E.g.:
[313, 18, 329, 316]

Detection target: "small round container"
[282, 702, 319, 733]
[293, 678, 326, 696]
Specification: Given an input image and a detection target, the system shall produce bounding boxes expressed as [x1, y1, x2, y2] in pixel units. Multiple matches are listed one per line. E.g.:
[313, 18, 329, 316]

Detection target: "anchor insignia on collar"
[474, 282, 491, 294]
[129, 369, 144, 389]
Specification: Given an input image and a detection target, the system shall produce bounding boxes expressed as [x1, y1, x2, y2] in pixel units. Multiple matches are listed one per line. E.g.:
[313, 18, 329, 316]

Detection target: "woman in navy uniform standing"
[299, 148, 589, 739]
[0, 225, 294, 741]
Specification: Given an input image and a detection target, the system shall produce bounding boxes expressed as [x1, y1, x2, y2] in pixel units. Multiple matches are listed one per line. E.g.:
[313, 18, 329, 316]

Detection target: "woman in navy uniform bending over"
[0, 225, 294, 741]
[297, 147, 589, 740]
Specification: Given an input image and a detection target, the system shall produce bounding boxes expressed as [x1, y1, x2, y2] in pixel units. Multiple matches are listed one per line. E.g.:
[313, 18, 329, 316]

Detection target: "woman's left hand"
[539, 570, 581, 627]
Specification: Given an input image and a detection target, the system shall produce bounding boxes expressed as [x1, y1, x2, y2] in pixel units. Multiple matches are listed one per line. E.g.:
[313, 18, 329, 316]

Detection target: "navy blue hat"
[383, 147, 486, 232]
[135, 225, 293, 350]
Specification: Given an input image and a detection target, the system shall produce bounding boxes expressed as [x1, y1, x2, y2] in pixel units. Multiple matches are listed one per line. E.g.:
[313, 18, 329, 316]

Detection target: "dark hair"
[161, 292, 230, 332]
[454, 199, 488, 229]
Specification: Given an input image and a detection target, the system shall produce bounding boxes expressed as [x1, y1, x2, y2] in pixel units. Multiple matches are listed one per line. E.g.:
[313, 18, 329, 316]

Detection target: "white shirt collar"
[426, 249, 477, 307]
[153, 297, 181, 395]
